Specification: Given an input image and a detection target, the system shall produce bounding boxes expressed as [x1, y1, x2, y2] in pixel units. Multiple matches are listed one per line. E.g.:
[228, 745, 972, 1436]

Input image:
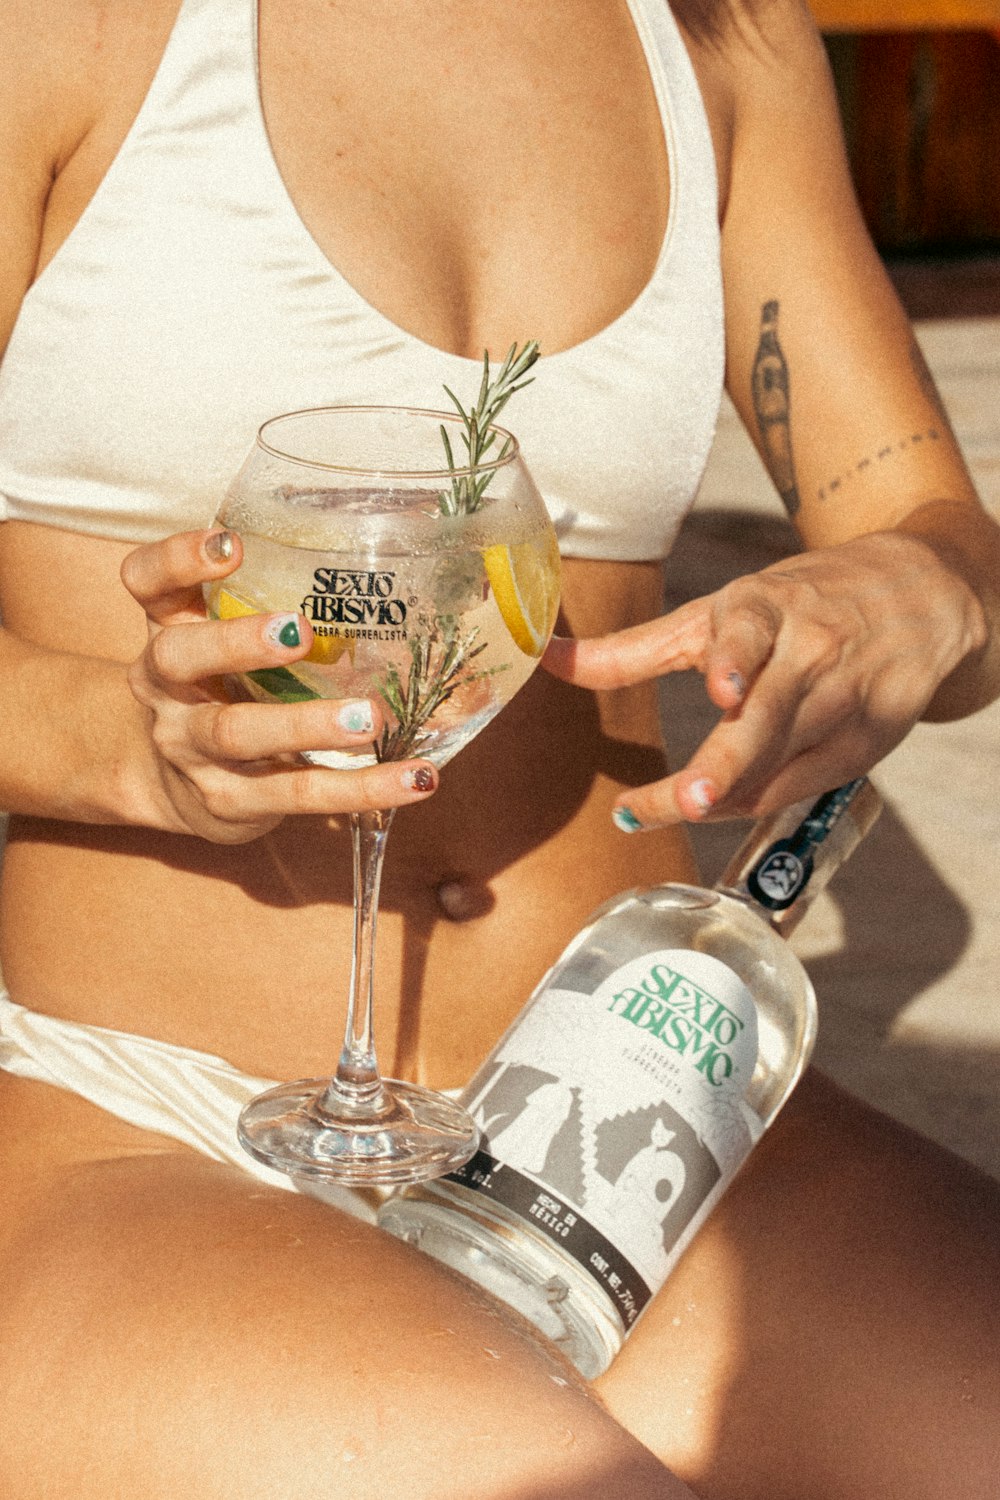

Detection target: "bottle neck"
[715, 779, 883, 938]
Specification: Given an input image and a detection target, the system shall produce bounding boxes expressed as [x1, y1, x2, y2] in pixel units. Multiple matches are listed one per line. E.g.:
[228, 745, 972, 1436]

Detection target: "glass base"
[237, 1077, 479, 1185]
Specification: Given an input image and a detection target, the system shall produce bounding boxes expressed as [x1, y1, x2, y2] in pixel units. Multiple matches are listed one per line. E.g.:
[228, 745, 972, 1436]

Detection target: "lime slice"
[482, 537, 560, 657]
[245, 667, 320, 703]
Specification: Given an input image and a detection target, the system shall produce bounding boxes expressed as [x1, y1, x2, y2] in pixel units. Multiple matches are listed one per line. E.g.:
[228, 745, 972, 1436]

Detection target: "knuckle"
[150, 711, 202, 775]
[149, 716, 180, 759]
[118, 547, 147, 598]
[125, 657, 154, 706]
[196, 771, 245, 824]
[357, 766, 394, 813]
[209, 703, 249, 761]
[146, 627, 185, 683]
[287, 766, 324, 816]
[716, 589, 778, 641]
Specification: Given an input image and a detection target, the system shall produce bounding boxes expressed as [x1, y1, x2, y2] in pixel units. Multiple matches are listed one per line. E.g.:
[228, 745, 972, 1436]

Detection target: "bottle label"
[450, 948, 761, 1330]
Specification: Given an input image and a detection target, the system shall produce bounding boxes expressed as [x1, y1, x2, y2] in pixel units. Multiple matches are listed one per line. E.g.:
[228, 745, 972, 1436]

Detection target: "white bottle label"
[450, 948, 762, 1332]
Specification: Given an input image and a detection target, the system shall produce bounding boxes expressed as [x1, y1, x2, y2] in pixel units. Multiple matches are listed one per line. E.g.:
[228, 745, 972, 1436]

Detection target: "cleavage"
[257, 0, 670, 359]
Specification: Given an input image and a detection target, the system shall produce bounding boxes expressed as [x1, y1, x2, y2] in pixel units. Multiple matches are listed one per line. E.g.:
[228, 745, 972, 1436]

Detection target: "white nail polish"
[689, 778, 717, 814]
[337, 701, 374, 735]
[264, 614, 301, 649]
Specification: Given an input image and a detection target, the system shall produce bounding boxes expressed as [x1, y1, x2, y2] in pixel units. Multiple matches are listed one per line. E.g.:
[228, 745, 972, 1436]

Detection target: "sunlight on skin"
[595, 1220, 744, 1485]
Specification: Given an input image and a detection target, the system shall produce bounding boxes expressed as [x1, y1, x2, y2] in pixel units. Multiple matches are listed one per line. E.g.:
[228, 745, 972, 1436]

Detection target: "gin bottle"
[378, 779, 882, 1376]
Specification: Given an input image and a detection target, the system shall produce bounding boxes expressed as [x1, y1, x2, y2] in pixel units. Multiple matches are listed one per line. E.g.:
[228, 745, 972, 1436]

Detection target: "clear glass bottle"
[378, 779, 882, 1377]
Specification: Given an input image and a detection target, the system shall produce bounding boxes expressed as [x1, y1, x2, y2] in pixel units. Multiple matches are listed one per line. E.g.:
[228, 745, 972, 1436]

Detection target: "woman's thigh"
[596, 1069, 1000, 1500]
[0, 1137, 692, 1500]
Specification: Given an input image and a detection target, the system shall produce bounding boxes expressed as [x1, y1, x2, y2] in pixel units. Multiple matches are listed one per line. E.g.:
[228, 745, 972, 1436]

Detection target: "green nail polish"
[612, 806, 644, 833]
[265, 614, 302, 649]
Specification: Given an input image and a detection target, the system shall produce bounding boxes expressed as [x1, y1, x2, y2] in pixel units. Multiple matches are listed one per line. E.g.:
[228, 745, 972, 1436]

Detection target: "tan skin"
[1, 1, 1000, 1496]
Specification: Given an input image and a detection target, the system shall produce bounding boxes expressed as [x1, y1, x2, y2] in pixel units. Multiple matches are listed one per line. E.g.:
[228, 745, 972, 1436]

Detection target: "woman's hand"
[543, 529, 987, 828]
[120, 529, 438, 843]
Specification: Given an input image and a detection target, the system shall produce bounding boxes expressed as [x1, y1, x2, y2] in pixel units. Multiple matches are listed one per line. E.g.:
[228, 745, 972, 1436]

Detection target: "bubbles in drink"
[205, 486, 560, 769]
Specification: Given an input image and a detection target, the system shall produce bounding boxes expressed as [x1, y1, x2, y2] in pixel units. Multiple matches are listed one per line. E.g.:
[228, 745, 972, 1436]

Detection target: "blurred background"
[666, 0, 1000, 1180]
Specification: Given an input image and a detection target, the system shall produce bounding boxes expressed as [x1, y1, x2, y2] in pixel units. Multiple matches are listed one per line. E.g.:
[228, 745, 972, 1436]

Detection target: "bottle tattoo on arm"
[751, 299, 801, 518]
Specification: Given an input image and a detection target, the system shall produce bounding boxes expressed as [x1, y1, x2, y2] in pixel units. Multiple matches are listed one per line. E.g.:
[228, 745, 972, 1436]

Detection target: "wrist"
[892, 501, 998, 719]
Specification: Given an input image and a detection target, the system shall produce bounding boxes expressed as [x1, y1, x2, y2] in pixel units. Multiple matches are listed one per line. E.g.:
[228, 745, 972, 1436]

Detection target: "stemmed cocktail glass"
[206, 397, 559, 1184]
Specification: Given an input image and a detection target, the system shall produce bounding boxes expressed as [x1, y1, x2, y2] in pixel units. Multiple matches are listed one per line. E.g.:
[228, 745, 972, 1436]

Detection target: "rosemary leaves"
[438, 341, 540, 516]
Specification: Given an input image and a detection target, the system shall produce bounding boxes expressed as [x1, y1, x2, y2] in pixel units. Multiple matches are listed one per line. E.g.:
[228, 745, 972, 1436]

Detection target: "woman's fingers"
[143, 608, 320, 688]
[543, 592, 781, 717]
[612, 692, 797, 828]
[168, 755, 439, 830]
[542, 600, 713, 690]
[699, 591, 782, 712]
[121, 529, 241, 624]
[119, 527, 445, 840]
[179, 696, 381, 765]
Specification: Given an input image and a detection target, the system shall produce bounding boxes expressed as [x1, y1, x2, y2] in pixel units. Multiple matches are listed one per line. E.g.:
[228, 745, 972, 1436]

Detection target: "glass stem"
[319, 807, 396, 1118]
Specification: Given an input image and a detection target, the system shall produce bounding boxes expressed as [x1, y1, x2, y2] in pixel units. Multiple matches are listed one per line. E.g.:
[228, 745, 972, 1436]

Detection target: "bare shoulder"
[0, 0, 181, 335]
[681, 0, 834, 128]
[0, 0, 170, 157]
[715, 0, 845, 162]
[675, 0, 830, 220]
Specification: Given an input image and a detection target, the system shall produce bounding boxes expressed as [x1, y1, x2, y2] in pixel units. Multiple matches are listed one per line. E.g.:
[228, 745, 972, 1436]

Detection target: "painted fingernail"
[612, 806, 645, 833]
[688, 778, 717, 816]
[205, 530, 234, 563]
[727, 671, 746, 698]
[337, 700, 375, 735]
[402, 765, 437, 793]
[265, 613, 302, 649]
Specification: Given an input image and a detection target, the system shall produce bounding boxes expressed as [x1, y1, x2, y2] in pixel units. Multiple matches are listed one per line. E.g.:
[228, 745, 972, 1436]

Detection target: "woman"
[1, 0, 998, 1495]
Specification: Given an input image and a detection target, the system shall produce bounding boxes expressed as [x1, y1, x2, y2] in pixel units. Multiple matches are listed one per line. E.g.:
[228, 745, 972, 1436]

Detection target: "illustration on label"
[451, 948, 762, 1321]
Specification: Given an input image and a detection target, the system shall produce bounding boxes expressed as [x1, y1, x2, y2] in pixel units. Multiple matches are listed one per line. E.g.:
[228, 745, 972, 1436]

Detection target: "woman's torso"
[0, 0, 732, 1100]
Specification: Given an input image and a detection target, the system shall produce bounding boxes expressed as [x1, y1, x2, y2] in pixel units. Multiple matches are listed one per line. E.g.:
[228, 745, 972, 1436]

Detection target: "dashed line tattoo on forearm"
[818, 331, 955, 499]
[751, 300, 800, 517]
[817, 427, 941, 500]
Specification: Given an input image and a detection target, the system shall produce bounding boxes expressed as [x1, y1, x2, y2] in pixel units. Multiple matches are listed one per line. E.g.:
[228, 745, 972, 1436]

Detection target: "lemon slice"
[213, 587, 355, 664]
[482, 536, 560, 657]
[304, 632, 357, 666]
[214, 587, 260, 621]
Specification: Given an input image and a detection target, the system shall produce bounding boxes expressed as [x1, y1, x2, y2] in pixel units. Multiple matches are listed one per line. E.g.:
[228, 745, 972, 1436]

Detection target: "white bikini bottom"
[0, 990, 392, 1220]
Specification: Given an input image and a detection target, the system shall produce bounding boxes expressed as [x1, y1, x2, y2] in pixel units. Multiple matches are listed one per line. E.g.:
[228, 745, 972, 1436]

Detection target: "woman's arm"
[0, 6, 149, 828]
[0, 527, 442, 839]
[545, 0, 1000, 826]
[718, 0, 999, 716]
[0, 9, 437, 839]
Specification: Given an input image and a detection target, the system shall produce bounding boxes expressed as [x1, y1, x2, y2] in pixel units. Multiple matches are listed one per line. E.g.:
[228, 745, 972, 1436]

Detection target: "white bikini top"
[0, 0, 723, 561]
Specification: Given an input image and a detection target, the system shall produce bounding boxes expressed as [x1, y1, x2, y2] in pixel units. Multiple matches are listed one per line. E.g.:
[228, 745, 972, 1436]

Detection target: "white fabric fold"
[0, 991, 289, 1183]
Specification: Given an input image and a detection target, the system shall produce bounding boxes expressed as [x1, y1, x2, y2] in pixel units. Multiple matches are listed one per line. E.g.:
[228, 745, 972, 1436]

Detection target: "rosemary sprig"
[374, 617, 507, 762]
[438, 341, 540, 516]
[370, 345, 535, 758]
